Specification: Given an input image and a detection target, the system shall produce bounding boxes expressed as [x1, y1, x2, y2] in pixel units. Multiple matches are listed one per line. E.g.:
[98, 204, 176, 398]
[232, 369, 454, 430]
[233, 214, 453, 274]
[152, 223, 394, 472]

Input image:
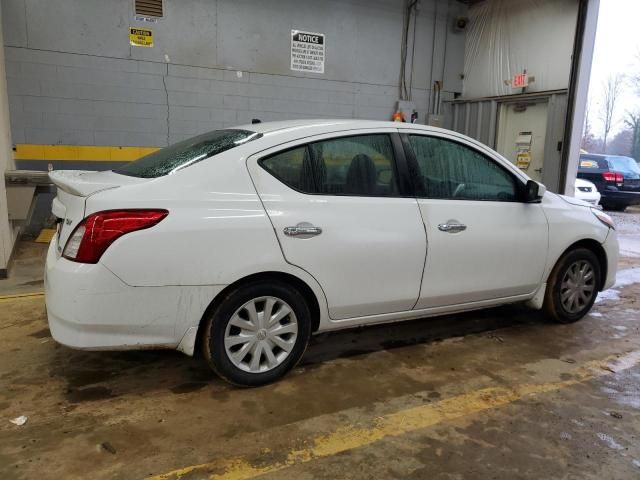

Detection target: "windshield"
[609, 156, 640, 174]
[114, 129, 261, 178]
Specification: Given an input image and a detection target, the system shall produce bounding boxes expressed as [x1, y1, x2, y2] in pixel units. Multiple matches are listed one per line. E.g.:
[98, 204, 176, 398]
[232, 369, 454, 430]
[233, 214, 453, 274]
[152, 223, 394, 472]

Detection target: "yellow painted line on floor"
[35, 228, 56, 243]
[0, 292, 44, 301]
[152, 350, 640, 480]
[14, 144, 160, 162]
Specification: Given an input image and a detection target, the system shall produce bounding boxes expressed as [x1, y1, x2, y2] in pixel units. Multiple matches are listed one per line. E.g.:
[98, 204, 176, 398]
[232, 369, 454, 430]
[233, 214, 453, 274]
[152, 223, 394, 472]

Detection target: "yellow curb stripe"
[35, 228, 56, 243]
[14, 144, 161, 162]
[0, 292, 44, 301]
[151, 350, 640, 480]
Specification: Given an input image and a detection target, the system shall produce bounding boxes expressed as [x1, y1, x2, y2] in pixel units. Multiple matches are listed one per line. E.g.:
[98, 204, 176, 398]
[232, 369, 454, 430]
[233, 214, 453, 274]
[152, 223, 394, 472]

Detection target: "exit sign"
[512, 73, 529, 88]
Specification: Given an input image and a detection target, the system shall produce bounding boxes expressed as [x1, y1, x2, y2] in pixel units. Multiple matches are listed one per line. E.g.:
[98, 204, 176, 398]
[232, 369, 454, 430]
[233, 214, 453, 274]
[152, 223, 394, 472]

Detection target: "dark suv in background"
[578, 154, 640, 211]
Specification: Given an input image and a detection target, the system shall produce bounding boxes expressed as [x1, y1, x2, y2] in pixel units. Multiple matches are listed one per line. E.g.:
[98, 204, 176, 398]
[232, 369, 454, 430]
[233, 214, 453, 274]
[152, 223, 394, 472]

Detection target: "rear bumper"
[44, 240, 221, 353]
[602, 229, 619, 291]
[600, 189, 640, 206]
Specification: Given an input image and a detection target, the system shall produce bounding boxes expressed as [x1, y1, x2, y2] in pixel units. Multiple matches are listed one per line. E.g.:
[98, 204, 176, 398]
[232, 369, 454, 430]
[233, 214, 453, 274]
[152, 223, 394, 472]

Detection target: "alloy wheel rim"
[560, 260, 596, 314]
[224, 296, 298, 373]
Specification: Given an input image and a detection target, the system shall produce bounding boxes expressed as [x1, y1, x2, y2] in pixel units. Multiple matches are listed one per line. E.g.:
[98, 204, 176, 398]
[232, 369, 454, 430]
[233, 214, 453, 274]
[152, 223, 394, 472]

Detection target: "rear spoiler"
[48, 170, 119, 197]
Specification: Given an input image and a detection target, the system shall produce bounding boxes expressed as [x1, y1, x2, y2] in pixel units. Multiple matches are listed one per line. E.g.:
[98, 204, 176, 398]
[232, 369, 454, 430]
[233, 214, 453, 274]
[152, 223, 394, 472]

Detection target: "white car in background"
[574, 178, 601, 206]
[45, 120, 619, 386]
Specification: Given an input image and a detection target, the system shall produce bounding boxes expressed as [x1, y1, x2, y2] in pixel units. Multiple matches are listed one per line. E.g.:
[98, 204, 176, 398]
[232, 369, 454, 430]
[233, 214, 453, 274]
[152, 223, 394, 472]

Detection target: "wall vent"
[135, 0, 163, 18]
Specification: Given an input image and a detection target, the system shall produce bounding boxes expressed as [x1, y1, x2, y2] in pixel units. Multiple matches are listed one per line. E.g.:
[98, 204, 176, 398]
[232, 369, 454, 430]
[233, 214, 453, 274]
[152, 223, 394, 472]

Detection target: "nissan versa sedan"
[45, 120, 619, 386]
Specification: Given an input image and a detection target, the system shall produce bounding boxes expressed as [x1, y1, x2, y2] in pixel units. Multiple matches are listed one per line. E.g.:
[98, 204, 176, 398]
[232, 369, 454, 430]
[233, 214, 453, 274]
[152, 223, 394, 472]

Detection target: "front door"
[247, 130, 427, 320]
[401, 131, 548, 309]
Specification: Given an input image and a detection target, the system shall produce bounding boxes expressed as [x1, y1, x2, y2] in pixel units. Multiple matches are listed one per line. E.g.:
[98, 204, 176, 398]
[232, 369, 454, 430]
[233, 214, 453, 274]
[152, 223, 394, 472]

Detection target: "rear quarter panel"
[85, 146, 322, 295]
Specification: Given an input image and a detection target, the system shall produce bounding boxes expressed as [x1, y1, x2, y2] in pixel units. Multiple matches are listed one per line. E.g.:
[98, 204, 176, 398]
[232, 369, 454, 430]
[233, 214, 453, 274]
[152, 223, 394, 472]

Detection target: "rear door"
[247, 129, 427, 320]
[400, 130, 548, 308]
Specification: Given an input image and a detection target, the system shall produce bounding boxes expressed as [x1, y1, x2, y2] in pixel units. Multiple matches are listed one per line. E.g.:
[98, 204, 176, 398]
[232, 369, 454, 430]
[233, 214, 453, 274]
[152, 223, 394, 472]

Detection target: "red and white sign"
[512, 73, 529, 89]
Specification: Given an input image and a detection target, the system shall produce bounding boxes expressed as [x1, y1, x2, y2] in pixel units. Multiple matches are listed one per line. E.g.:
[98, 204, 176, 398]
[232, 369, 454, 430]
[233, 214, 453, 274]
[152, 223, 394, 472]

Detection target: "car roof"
[228, 119, 531, 183]
[580, 153, 634, 160]
[233, 118, 453, 136]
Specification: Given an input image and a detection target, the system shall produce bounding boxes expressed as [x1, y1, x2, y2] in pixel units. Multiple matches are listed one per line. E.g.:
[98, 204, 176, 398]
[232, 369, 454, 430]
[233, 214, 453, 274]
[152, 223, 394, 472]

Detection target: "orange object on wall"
[392, 111, 405, 122]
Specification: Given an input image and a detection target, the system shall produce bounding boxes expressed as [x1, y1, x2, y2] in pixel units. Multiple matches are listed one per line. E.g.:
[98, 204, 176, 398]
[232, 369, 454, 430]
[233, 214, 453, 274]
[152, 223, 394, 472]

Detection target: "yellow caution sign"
[516, 151, 531, 170]
[129, 27, 153, 47]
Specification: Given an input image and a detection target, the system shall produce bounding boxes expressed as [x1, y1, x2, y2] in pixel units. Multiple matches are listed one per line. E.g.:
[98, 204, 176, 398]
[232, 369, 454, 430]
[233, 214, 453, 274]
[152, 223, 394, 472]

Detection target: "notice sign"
[129, 27, 153, 47]
[291, 30, 325, 74]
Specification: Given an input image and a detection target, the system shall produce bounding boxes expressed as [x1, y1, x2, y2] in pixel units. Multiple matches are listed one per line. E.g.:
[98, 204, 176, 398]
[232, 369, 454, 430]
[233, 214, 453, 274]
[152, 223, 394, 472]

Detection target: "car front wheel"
[201, 281, 312, 387]
[543, 248, 601, 323]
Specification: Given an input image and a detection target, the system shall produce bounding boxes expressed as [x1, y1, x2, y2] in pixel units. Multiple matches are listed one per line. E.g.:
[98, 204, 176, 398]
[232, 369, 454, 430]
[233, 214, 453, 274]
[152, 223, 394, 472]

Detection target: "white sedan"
[45, 120, 618, 386]
[574, 178, 601, 206]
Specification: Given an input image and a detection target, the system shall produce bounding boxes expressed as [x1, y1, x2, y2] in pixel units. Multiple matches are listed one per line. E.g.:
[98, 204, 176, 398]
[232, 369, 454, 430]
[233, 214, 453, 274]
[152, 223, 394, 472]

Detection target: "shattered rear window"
[114, 129, 261, 178]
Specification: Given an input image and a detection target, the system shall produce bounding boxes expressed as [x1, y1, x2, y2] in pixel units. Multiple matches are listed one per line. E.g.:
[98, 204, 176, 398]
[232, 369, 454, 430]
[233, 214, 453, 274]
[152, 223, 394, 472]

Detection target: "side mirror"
[524, 180, 545, 203]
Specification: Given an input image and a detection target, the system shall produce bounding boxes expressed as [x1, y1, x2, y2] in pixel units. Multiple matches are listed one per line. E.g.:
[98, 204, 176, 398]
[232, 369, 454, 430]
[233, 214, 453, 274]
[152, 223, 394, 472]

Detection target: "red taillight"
[63, 209, 168, 263]
[602, 171, 624, 184]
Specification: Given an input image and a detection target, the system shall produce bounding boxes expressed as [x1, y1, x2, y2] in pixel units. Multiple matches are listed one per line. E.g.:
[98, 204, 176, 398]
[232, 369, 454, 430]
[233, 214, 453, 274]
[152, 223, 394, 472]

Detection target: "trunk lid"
[622, 174, 640, 190]
[49, 170, 148, 255]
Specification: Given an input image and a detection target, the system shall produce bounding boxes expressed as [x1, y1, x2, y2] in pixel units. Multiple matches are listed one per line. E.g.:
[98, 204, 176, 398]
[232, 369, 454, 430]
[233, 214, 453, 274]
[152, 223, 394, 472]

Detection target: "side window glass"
[408, 135, 517, 201]
[261, 134, 399, 196]
[309, 134, 398, 196]
[261, 146, 309, 192]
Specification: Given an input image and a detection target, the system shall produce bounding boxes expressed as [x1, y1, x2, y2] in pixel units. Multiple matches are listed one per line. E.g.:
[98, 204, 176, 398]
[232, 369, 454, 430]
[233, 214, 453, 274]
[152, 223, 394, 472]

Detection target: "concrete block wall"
[2, 0, 467, 149]
[6, 49, 434, 146]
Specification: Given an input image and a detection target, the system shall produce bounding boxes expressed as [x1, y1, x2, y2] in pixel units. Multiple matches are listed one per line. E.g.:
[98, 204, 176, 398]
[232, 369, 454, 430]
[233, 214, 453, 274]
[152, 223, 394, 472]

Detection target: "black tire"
[201, 281, 311, 387]
[543, 248, 601, 324]
[603, 202, 626, 212]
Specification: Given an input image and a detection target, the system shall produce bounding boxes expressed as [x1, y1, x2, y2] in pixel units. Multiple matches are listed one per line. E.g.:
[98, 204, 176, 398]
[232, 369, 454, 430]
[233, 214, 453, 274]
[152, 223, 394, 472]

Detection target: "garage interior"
[3, 0, 640, 479]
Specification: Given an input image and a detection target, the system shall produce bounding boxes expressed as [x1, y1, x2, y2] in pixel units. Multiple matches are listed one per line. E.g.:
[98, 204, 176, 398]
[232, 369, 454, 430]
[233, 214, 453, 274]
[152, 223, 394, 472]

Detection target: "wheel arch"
[554, 238, 608, 291]
[193, 271, 322, 357]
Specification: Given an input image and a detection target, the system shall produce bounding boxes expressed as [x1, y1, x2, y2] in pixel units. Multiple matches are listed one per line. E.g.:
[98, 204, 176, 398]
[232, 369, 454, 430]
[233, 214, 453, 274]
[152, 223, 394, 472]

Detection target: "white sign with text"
[291, 30, 325, 74]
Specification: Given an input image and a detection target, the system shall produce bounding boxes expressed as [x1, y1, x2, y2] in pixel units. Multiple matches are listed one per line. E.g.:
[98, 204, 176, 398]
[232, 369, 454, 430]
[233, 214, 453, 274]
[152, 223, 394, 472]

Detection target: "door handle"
[284, 224, 322, 237]
[438, 222, 467, 233]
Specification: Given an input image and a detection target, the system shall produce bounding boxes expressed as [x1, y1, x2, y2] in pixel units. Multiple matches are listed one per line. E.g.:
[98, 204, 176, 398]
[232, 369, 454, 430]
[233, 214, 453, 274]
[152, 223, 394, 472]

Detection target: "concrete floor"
[1, 210, 640, 479]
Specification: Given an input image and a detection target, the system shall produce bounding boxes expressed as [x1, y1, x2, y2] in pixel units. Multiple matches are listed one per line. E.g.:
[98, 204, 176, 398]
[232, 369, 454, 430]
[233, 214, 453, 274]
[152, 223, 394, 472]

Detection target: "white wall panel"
[463, 0, 578, 99]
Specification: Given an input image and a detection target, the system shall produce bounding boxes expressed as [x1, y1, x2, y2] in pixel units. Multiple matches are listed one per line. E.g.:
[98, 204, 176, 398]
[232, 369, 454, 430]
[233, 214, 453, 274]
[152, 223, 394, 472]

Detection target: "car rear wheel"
[201, 281, 312, 387]
[602, 202, 627, 212]
[543, 248, 601, 323]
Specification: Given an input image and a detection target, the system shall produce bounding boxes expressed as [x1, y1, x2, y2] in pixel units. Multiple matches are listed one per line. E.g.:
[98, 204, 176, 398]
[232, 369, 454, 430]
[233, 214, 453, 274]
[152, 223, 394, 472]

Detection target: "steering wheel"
[453, 183, 466, 198]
